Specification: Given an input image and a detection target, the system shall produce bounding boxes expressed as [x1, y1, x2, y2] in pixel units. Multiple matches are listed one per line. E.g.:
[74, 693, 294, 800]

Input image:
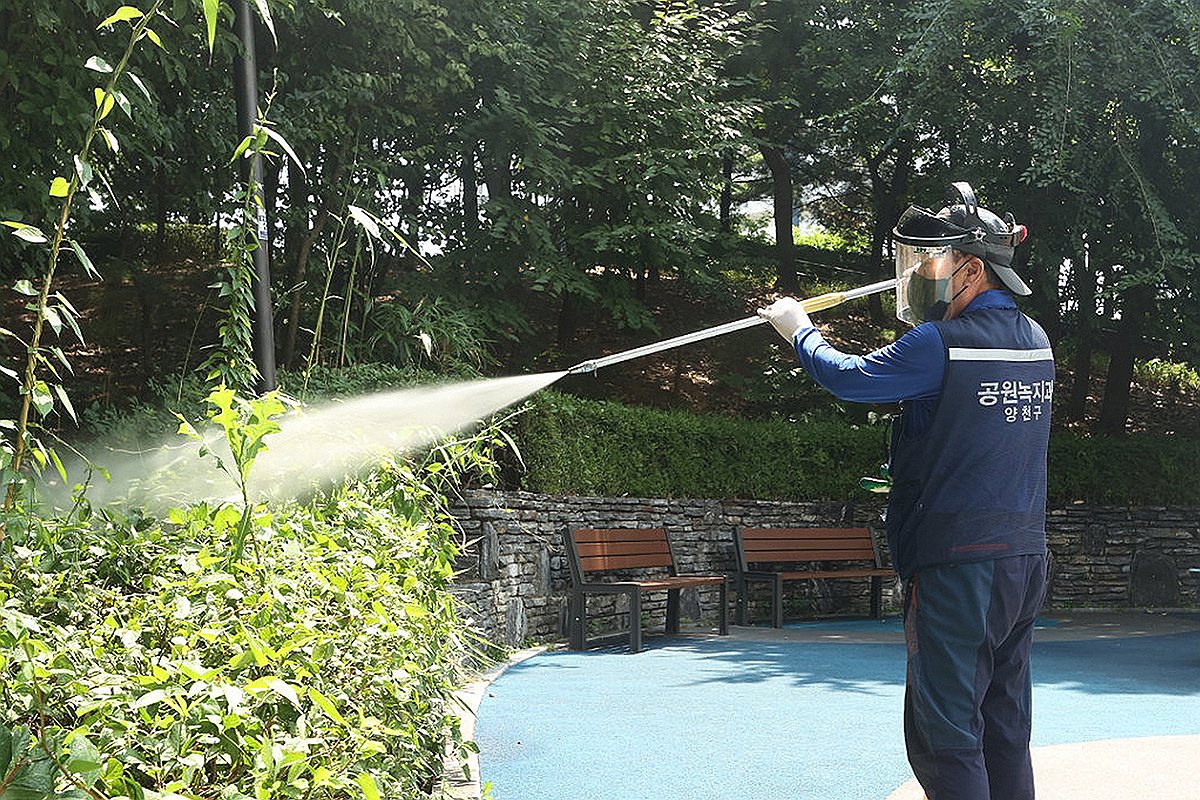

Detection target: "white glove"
[757, 297, 813, 343]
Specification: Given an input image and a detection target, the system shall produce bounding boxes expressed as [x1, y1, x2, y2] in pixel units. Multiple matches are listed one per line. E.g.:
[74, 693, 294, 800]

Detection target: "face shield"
[892, 203, 981, 325]
[894, 243, 966, 324]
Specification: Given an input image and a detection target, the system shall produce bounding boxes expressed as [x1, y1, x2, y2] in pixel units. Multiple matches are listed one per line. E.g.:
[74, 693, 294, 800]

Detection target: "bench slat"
[777, 568, 893, 580]
[575, 540, 671, 558]
[747, 547, 876, 562]
[741, 527, 871, 540]
[579, 553, 675, 572]
[572, 528, 666, 544]
[744, 539, 876, 552]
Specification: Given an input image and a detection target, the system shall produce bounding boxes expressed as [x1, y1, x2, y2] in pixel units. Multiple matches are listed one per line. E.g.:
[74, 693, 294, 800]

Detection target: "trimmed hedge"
[513, 391, 1200, 506]
[513, 391, 887, 500]
[1048, 433, 1200, 505]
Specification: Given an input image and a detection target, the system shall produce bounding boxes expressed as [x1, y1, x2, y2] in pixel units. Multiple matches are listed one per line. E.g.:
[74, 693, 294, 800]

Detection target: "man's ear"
[967, 256, 987, 281]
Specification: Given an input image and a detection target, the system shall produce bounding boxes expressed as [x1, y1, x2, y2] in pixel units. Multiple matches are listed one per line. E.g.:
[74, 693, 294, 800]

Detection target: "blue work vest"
[886, 306, 1054, 579]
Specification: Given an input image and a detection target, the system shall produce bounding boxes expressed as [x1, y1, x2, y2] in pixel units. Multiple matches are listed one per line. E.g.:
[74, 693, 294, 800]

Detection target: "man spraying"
[759, 182, 1054, 800]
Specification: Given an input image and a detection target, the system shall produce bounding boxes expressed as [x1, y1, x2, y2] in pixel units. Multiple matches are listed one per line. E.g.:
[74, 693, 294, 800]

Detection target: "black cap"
[893, 182, 1031, 295]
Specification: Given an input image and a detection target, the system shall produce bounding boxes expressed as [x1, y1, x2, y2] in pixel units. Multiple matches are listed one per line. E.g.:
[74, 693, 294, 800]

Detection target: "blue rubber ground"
[474, 618, 1200, 800]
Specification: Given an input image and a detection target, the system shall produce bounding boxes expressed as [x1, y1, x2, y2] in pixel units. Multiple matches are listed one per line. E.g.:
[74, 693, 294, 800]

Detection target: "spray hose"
[566, 278, 897, 375]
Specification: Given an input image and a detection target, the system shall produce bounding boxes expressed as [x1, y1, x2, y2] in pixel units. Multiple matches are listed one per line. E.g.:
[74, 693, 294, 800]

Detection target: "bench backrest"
[566, 528, 676, 584]
[736, 527, 881, 572]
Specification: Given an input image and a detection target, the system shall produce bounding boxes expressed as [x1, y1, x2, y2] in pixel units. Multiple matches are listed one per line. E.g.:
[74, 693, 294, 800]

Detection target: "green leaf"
[126, 71, 152, 101]
[49, 347, 74, 375]
[69, 239, 101, 279]
[112, 90, 132, 118]
[52, 384, 77, 423]
[93, 87, 115, 121]
[0, 365, 20, 383]
[348, 205, 381, 240]
[308, 687, 347, 725]
[2, 727, 55, 798]
[12, 279, 37, 296]
[175, 414, 201, 441]
[74, 156, 94, 189]
[30, 381, 53, 417]
[260, 126, 305, 176]
[99, 127, 120, 153]
[0, 723, 11, 779]
[98, 5, 144, 29]
[48, 446, 68, 481]
[356, 773, 381, 800]
[144, 27, 166, 51]
[41, 306, 62, 335]
[229, 134, 254, 164]
[85, 55, 114, 73]
[65, 733, 103, 784]
[4, 223, 47, 245]
[203, 0, 219, 53]
[49, 177, 70, 198]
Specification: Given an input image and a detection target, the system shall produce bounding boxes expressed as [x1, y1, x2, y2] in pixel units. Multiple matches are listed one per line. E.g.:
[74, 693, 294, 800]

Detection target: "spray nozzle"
[566, 360, 599, 376]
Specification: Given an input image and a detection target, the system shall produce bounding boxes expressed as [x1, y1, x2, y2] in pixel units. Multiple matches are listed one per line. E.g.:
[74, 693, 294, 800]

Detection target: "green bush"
[2, 390, 494, 800]
[1048, 433, 1200, 505]
[513, 391, 1200, 506]
[512, 391, 888, 500]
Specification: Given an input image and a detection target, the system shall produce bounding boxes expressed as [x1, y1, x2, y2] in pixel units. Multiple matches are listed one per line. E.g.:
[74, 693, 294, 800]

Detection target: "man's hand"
[757, 297, 813, 343]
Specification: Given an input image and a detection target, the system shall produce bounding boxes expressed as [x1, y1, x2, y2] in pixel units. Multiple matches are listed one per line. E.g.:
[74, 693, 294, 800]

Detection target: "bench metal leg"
[736, 575, 748, 626]
[718, 578, 729, 635]
[628, 589, 642, 653]
[569, 589, 586, 650]
[666, 588, 681, 634]
[772, 574, 784, 628]
[870, 575, 882, 619]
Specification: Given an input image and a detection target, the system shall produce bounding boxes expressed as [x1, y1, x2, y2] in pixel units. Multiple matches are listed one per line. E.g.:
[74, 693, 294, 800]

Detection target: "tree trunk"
[866, 137, 912, 321]
[1065, 245, 1097, 422]
[1095, 282, 1154, 434]
[263, 159, 281, 264]
[483, 137, 512, 202]
[281, 142, 349, 367]
[461, 141, 479, 241]
[556, 291, 577, 349]
[760, 143, 797, 291]
[154, 156, 168, 262]
[719, 150, 733, 234]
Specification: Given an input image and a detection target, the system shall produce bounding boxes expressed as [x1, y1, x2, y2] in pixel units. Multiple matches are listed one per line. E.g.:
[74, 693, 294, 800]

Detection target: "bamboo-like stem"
[4, 2, 165, 515]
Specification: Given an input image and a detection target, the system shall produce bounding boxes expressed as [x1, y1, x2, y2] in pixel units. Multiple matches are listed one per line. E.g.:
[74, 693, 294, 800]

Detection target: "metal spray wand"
[565, 278, 897, 375]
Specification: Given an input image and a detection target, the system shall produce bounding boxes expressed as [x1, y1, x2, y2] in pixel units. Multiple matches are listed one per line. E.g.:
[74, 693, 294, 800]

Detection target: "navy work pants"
[902, 554, 1047, 800]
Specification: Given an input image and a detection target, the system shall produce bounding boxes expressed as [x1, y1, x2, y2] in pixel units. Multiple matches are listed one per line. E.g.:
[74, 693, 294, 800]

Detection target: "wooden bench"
[565, 528, 728, 652]
[734, 527, 894, 627]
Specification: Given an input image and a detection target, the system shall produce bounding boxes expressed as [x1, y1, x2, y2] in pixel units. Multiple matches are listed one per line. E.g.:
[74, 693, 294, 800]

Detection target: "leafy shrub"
[1, 390, 492, 799]
[1133, 357, 1200, 393]
[1048, 433, 1200, 505]
[358, 297, 493, 373]
[87, 221, 221, 263]
[512, 391, 1200, 506]
[512, 390, 888, 500]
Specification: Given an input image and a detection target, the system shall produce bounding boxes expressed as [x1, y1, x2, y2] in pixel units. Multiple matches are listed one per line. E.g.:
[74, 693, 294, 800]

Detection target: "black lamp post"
[233, 0, 278, 393]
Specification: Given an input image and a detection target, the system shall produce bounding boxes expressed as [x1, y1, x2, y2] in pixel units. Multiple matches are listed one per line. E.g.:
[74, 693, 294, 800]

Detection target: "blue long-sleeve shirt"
[792, 290, 1018, 436]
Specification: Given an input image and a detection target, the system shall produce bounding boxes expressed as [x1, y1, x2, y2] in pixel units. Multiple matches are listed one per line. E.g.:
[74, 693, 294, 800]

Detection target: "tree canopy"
[2, 0, 1199, 434]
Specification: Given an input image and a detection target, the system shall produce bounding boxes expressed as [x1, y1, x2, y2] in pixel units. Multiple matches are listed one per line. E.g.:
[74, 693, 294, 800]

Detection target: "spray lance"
[565, 278, 897, 376]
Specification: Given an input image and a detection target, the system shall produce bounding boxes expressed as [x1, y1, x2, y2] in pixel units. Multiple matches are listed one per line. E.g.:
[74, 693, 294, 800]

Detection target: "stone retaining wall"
[447, 491, 1200, 647]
